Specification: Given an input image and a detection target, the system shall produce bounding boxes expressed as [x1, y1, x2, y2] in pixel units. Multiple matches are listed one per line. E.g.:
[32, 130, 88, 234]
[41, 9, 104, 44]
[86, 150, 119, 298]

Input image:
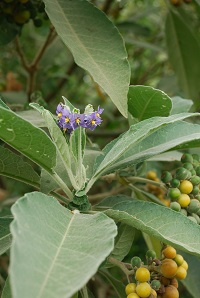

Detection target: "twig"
[108, 257, 135, 283]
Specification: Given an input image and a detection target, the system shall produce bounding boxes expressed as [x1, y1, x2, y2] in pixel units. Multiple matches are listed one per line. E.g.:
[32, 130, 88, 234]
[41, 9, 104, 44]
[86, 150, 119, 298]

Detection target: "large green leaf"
[44, 0, 130, 117]
[1, 278, 12, 298]
[10, 192, 117, 298]
[128, 86, 172, 121]
[170, 96, 193, 115]
[86, 113, 199, 190]
[0, 146, 40, 188]
[105, 200, 200, 257]
[0, 107, 56, 173]
[180, 252, 200, 298]
[0, 217, 12, 255]
[99, 270, 126, 298]
[165, 9, 200, 109]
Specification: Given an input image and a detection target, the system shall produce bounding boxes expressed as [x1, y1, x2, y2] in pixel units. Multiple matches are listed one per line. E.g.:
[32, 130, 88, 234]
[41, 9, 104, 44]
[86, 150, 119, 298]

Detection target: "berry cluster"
[146, 171, 170, 207]
[125, 246, 188, 298]
[170, 0, 192, 6]
[161, 153, 200, 224]
[56, 102, 104, 134]
[0, 0, 46, 27]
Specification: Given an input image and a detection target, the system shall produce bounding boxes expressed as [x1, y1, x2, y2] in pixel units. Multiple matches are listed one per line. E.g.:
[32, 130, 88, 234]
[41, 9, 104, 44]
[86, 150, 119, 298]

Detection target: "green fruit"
[193, 159, 200, 169]
[195, 194, 200, 202]
[175, 167, 189, 180]
[33, 18, 43, 27]
[192, 154, 199, 161]
[183, 162, 193, 171]
[151, 280, 161, 291]
[161, 171, 172, 184]
[168, 188, 181, 201]
[146, 249, 156, 260]
[187, 216, 198, 224]
[170, 202, 181, 212]
[190, 175, 200, 186]
[186, 199, 200, 214]
[191, 185, 199, 196]
[191, 213, 200, 224]
[170, 178, 180, 188]
[180, 208, 187, 216]
[131, 256, 142, 268]
[181, 153, 193, 164]
[195, 166, 200, 176]
[190, 169, 196, 176]
[14, 10, 30, 24]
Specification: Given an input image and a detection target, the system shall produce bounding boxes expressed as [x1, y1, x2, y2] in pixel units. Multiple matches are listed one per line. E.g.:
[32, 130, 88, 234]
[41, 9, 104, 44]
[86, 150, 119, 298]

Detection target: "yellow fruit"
[127, 293, 140, 298]
[170, 278, 178, 288]
[135, 267, 150, 282]
[179, 180, 193, 194]
[147, 171, 157, 180]
[136, 282, 151, 298]
[161, 259, 178, 278]
[151, 288, 157, 297]
[14, 10, 30, 24]
[177, 194, 190, 207]
[175, 266, 187, 280]
[162, 246, 177, 259]
[182, 260, 188, 270]
[125, 283, 137, 295]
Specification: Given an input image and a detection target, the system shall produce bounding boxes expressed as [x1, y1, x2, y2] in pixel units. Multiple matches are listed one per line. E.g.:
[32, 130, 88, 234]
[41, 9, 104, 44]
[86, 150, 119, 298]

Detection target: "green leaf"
[88, 113, 199, 188]
[0, 107, 56, 173]
[0, 146, 40, 188]
[16, 110, 46, 127]
[165, 9, 200, 109]
[1, 277, 12, 298]
[0, 98, 10, 110]
[10, 192, 117, 298]
[105, 200, 200, 257]
[83, 148, 102, 179]
[109, 223, 135, 262]
[0, 19, 19, 46]
[0, 217, 12, 255]
[180, 251, 200, 298]
[128, 86, 172, 121]
[99, 270, 126, 298]
[44, 0, 130, 117]
[95, 195, 133, 210]
[70, 127, 86, 162]
[170, 96, 193, 114]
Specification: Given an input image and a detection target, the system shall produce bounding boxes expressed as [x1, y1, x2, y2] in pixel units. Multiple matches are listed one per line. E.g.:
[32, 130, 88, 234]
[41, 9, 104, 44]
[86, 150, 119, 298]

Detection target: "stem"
[108, 257, 135, 283]
[127, 177, 166, 189]
[77, 127, 84, 189]
[81, 285, 89, 298]
[51, 172, 73, 200]
[50, 191, 70, 205]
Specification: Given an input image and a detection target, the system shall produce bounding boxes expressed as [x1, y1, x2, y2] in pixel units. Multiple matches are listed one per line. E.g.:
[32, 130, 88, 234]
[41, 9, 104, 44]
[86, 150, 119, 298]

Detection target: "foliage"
[0, 0, 200, 298]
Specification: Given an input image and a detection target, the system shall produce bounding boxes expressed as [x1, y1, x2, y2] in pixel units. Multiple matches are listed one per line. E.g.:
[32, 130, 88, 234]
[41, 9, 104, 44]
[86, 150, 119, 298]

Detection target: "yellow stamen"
[91, 120, 96, 125]
[58, 112, 62, 117]
[96, 113, 100, 117]
[76, 118, 80, 124]
[65, 117, 70, 123]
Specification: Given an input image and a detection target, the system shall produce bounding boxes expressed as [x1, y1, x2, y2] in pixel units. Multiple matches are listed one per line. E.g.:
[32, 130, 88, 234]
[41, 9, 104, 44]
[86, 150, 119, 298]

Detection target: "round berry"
[147, 171, 157, 180]
[192, 154, 199, 161]
[170, 202, 181, 212]
[183, 162, 193, 171]
[179, 180, 193, 194]
[125, 283, 137, 295]
[173, 254, 184, 266]
[188, 216, 198, 224]
[160, 259, 178, 278]
[187, 199, 200, 213]
[191, 185, 199, 196]
[170, 278, 178, 288]
[146, 249, 156, 260]
[175, 167, 189, 180]
[127, 293, 140, 298]
[180, 208, 187, 216]
[195, 166, 200, 176]
[135, 267, 150, 282]
[170, 178, 180, 188]
[190, 175, 200, 186]
[175, 266, 187, 280]
[191, 213, 200, 224]
[151, 280, 161, 291]
[162, 285, 179, 298]
[136, 282, 151, 298]
[151, 288, 158, 297]
[161, 171, 172, 184]
[168, 188, 181, 201]
[182, 260, 188, 270]
[181, 153, 193, 164]
[162, 246, 177, 259]
[177, 194, 190, 207]
[131, 256, 142, 268]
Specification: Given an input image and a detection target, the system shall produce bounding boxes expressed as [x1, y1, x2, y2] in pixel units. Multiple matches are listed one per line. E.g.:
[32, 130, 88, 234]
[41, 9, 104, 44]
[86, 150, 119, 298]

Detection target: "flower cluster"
[56, 103, 104, 134]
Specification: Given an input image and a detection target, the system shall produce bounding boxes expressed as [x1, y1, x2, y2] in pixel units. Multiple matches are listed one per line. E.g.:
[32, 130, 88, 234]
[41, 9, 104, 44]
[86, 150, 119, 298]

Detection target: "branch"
[108, 257, 135, 283]
[15, 36, 30, 72]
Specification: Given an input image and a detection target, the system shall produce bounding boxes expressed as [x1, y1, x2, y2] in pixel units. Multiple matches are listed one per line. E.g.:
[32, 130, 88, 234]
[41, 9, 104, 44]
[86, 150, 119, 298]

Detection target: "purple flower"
[56, 103, 64, 117]
[83, 111, 103, 130]
[71, 113, 85, 130]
